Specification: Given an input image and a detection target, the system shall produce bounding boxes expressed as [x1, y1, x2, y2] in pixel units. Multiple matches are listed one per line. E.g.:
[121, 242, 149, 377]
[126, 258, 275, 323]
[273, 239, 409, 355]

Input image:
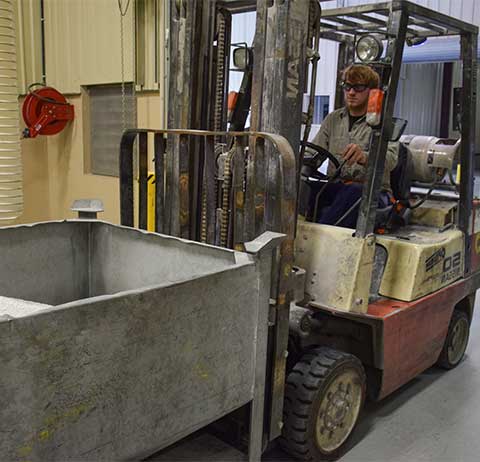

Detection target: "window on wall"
[303, 95, 330, 125]
[313, 96, 330, 125]
[84, 84, 136, 177]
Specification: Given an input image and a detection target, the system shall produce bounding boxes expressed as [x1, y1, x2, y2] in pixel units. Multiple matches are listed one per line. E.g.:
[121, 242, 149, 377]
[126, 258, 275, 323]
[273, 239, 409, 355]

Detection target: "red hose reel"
[22, 85, 74, 138]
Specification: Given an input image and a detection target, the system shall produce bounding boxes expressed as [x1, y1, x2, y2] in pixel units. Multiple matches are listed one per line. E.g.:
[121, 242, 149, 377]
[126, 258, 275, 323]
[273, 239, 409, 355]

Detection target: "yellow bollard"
[147, 173, 156, 231]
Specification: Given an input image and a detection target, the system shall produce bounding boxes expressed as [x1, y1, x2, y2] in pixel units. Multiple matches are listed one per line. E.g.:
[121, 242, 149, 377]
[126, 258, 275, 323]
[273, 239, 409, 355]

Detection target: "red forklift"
[120, 0, 478, 459]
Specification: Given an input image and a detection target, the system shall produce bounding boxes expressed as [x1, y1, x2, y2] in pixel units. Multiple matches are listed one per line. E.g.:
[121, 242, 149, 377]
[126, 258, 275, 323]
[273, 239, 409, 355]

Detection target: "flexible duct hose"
[0, 0, 22, 222]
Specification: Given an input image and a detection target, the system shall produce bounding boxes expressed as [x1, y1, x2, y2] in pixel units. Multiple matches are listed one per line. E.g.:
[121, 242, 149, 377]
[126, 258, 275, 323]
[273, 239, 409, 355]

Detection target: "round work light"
[355, 35, 384, 63]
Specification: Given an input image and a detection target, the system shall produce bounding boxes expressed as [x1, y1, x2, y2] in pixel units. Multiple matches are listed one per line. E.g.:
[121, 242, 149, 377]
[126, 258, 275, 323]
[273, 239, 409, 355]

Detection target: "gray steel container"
[0, 221, 281, 461]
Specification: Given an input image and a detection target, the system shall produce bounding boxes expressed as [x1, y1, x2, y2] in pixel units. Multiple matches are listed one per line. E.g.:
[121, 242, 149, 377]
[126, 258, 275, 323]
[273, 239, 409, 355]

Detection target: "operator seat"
[380, 142, 413, 230]
[390, 142, 413, 203]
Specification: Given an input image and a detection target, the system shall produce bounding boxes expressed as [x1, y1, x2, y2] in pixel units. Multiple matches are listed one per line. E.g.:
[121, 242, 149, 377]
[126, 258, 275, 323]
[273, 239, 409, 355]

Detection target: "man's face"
[343, 81, 370, 113]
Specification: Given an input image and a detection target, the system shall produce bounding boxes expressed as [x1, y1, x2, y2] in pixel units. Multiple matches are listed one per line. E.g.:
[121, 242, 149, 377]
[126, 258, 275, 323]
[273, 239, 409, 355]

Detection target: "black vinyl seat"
[390, 142, 413, 203]
[378, 142, 413, 230]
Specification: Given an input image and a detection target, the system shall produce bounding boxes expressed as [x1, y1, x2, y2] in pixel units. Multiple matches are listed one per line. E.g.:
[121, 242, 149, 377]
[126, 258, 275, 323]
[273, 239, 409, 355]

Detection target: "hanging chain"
[131, 0, 137, 129]
[119, 2, 126, 134]
[118, 0, 133, 133]
[118, 0, 131, 16]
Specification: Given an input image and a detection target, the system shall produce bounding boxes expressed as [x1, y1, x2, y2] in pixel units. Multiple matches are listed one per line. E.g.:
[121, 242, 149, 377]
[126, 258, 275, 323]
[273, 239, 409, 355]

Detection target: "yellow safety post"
[147, 173, 156, 231]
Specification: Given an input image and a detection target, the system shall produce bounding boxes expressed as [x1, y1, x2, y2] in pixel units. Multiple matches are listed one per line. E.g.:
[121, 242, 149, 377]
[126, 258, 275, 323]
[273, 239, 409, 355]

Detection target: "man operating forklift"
[305, 64, 398, 228]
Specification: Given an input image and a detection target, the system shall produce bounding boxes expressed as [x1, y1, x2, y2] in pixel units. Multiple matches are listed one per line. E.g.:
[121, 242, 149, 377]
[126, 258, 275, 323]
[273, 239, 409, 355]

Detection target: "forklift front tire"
[436, 309, 470, 370]
[280, 347, 366, 460]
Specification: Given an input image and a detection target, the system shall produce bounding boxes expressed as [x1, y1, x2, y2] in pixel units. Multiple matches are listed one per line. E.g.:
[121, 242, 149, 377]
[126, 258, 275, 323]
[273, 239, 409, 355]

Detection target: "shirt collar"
[341, 107, 366, 122]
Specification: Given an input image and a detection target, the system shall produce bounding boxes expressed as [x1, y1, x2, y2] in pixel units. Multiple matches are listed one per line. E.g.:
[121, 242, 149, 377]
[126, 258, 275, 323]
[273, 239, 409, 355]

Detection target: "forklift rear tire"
[280, 347, 366, 460]
[436, 310, 470, 370]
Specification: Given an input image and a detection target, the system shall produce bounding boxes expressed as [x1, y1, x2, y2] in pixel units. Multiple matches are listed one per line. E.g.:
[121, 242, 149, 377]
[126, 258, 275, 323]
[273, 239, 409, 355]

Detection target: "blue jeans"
[311, 182, 390, 229]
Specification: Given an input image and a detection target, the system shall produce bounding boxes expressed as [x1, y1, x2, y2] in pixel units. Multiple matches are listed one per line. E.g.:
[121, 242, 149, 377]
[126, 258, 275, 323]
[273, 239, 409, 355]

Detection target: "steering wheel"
[301, 141, 340, 181]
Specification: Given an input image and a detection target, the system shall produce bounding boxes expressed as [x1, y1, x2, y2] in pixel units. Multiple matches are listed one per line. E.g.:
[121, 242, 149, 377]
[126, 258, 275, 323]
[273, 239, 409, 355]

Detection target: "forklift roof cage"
[319, 0, 478, 276]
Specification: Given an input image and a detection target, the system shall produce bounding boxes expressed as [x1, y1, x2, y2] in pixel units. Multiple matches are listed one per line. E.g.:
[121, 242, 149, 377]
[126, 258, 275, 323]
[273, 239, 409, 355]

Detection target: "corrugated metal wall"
[330, 0, 480, 62]
[326, 0, 480, 25]
[395, 63, 444, 136]
[229, 11, 255, 93]
[229, 10, 339, 117]
[231, 1, 478, 145]
[324, 0, 479, 146]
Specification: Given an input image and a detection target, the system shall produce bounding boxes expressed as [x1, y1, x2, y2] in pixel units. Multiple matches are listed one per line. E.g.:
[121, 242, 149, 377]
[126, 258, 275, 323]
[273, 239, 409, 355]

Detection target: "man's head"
[341, 65, 380, 116]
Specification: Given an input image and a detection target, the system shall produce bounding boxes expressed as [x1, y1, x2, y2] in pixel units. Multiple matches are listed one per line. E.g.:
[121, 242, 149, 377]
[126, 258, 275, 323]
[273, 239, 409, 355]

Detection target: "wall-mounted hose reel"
[22, 84, 74, 138]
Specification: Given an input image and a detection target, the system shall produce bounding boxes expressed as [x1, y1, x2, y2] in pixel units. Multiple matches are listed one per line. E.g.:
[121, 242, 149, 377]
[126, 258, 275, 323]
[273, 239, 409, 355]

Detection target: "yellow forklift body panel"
[295, 221, 375, 314]
[377, 227, 464, 301]
[410, 200, 457, 228]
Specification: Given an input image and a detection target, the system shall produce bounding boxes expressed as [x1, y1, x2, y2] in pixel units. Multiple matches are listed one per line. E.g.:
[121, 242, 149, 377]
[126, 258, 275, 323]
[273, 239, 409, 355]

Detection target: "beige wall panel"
[17, 130, 51, 223]
[13, 92, 165, 226]
[13, 95, 119, 224]
[15, 0, 43, 93]
[137, 92, 163, 128]
[45, 95, 120, 223]
[11, 0, 167, 226]
[44, 0, 134, 94]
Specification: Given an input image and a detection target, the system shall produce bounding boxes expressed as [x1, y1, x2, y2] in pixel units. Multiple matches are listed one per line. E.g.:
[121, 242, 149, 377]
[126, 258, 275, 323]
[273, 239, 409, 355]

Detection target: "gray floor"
[151, 297, 480, 462]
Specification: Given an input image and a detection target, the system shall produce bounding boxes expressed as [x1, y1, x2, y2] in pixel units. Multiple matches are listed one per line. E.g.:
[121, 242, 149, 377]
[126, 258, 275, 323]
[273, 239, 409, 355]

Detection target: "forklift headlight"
[355, 35, 384, 63]
[233, 47, 251, 71]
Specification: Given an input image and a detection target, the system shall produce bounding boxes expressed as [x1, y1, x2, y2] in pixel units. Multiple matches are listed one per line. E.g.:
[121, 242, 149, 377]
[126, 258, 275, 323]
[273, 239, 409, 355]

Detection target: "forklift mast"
[166, 0, 321, 241]
[165, 0, 322, 443]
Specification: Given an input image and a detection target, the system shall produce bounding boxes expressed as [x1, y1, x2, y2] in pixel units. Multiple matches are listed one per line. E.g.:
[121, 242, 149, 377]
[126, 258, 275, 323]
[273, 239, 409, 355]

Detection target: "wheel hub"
[323, 384, 352, 432]
[447, 317, 469, 365]
[315, 369, 363, 453]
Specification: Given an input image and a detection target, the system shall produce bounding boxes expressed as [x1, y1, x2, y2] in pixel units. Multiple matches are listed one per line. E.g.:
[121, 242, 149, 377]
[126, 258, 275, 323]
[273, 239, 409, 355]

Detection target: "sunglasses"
[342, 83, 368, 92]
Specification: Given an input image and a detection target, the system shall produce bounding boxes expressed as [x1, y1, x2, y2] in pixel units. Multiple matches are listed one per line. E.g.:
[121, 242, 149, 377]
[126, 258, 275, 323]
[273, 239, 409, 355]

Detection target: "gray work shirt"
[312, 107, 398, 191]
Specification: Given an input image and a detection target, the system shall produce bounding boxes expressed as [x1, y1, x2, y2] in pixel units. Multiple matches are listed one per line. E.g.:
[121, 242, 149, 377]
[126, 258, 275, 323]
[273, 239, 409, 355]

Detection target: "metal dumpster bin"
[0, 221, 281, 461]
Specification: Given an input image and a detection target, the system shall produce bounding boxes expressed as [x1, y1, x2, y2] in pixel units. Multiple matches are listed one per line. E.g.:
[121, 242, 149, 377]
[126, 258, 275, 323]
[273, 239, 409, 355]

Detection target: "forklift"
[119, 0, 478, 459]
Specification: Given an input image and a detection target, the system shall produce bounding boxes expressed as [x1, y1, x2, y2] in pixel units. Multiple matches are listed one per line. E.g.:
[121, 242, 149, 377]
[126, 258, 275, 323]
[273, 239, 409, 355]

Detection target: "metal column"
[355, 5, 408, 237]
[459, 31, 478, 275]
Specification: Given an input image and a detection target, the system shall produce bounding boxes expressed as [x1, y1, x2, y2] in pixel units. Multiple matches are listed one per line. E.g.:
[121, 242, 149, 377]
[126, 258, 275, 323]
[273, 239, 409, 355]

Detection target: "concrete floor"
[151, 297, 480, 462]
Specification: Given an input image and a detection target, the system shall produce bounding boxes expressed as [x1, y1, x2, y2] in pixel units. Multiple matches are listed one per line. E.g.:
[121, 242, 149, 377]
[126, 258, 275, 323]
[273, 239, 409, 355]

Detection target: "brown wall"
[15, 92, 163, 225]
[11, 0, 166, 226]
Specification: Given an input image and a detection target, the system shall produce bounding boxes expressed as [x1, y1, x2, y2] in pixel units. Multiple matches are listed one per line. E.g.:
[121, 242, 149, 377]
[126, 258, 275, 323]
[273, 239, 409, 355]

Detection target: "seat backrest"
[390, 143, 413, 202]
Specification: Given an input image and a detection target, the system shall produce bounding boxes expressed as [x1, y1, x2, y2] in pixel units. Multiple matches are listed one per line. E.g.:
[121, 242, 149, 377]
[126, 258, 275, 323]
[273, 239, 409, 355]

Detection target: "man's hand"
[342, 144, 367, 166]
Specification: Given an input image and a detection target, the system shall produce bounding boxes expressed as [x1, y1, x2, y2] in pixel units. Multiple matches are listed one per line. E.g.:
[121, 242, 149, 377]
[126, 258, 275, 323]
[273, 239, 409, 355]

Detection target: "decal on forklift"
[441, 251, 462, 283]
[425, 247, 446, 272]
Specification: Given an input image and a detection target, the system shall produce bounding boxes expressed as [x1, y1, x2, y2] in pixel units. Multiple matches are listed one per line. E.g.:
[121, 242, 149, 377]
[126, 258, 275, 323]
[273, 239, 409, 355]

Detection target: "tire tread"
[280, 346, 365, 461]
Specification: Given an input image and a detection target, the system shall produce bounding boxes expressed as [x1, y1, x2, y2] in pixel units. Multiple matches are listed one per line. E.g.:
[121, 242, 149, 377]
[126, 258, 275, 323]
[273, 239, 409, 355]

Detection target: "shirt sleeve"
[385, 141, 399, 174]
[362, 141, 398, 171]
[311, 112, 333, 150]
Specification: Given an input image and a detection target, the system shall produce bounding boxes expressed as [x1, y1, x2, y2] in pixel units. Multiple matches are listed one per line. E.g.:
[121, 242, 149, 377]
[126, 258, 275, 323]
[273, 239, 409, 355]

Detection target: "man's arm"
[311, 113, 332, 150]
[385, 141, 399, 174]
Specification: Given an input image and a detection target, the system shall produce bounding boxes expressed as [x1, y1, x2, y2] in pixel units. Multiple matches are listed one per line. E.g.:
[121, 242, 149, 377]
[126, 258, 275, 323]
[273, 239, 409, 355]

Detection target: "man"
[309, 64, 398, 228]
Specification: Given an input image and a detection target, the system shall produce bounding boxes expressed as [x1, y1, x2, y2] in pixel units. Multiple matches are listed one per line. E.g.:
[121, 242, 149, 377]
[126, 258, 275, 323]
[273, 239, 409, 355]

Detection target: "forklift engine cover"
[377, 227, 464, 301]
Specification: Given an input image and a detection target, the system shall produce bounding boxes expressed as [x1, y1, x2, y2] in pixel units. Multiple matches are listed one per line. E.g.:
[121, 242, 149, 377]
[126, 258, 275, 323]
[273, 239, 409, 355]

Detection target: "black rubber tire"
[286, 335, 303, 374]
[437, 310, 470, 370]
[280, 347, 366, 461]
